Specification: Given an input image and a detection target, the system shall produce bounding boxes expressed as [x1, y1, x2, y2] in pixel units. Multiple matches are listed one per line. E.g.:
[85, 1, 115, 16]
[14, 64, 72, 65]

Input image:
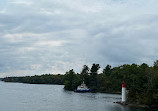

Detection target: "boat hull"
[74, 89, 90, 92]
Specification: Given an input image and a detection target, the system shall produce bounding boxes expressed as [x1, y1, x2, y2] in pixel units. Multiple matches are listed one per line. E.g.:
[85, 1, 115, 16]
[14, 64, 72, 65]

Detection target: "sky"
[0, 0, 158, 77]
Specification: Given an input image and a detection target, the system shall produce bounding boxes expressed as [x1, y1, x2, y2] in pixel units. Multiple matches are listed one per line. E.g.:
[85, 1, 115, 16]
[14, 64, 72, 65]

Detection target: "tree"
[154, 60, 158, 69]
[80, 65, 89, 85]
[89, 64, 100, 92]
[90, 64, 100, 74]
[103, 64, 112, 76]
[64, 69, 75, 90]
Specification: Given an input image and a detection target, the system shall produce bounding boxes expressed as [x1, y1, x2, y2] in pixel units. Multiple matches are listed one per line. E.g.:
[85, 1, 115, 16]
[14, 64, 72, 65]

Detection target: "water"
[0, 81, 156, 111]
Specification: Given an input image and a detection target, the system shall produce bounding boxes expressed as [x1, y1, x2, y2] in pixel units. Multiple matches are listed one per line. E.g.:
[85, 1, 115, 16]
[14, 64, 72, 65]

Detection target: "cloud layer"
[0, 0, 158, 77]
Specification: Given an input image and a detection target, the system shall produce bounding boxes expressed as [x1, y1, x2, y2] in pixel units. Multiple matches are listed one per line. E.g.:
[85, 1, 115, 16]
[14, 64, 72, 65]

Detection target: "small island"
[2, 60, 158, 109]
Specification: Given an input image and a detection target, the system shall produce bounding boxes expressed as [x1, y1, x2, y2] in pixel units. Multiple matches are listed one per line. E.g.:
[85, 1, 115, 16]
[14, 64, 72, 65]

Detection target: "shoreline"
[114, 101, 158, 109]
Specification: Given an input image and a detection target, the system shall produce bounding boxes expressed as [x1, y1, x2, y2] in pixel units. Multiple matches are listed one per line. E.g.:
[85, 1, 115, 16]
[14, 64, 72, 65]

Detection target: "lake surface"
[0, 81, 157, 111]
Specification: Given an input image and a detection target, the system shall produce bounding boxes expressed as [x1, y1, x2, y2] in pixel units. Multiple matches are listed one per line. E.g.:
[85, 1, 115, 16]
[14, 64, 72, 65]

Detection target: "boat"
[74, 81, 90, 92]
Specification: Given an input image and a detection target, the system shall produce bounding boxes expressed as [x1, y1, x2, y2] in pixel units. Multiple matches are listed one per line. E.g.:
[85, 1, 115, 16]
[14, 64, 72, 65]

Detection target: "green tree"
[64, 69, 82, 91]
[103, 64, 112, 76]
[80, 65, 89, 85]
[153, 60, 158, 69]
[89, 64, 100, 92]
[64, 69, 75, 90]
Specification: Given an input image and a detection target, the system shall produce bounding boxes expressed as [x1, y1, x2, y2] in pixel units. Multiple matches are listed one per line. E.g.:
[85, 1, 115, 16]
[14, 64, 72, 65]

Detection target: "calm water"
[0, 81, 156, 111]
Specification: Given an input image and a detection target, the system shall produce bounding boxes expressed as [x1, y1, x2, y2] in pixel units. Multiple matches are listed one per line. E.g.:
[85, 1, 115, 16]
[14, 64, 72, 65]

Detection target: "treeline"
[2, 74, 64, 85]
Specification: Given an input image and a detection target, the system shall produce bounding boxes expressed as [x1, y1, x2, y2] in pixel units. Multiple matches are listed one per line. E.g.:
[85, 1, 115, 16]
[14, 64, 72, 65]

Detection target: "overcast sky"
[0, 0, 158, 77]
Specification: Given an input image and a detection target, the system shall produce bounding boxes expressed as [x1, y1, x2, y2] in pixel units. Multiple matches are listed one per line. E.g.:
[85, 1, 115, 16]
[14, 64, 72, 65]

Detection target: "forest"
[2, 60, 158, 106]
[2, 74, 64, 85]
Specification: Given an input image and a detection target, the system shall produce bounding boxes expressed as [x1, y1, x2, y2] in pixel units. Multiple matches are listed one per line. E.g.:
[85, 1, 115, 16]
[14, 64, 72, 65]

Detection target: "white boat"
[75, 81, 90, 92]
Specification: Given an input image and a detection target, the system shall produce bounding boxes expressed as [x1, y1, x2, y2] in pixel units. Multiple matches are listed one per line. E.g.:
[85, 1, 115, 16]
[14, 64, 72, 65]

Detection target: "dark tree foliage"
[64, 69, 82, 90]
[103, 64, 112, 76]
[154, 60, 158, 69]
[80, 65, 90, 85]
[2, 74, 64, 85]
[89, 64, 100, 92]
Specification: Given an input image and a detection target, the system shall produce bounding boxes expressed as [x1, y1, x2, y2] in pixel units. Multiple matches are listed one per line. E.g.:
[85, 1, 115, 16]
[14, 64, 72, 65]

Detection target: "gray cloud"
[0, 0, 158, 77]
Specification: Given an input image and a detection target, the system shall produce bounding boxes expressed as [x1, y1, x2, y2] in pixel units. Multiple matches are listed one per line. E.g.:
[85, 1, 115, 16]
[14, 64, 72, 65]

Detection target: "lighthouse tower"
[122, 81, 126, 102]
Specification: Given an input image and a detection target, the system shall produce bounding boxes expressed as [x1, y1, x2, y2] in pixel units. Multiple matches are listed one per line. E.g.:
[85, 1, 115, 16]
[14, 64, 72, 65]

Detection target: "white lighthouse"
[122, 81, 126, 102]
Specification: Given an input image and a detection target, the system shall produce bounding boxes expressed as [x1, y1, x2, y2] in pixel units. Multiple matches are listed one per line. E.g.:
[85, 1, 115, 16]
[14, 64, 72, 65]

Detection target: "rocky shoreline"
[113, 101, 158, 109]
